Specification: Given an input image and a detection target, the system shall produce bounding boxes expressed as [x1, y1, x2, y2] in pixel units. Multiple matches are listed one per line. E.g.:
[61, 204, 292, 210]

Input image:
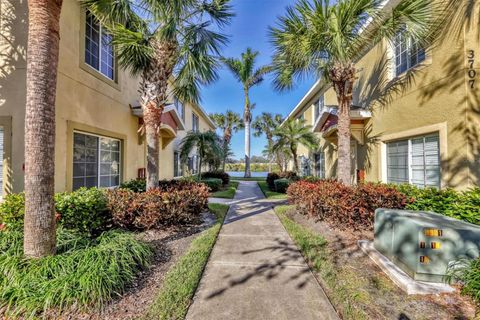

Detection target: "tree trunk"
[243, 89, 251, 178]
[139, 40, 178, 190]
[292, 147, 298, 173]
[329, 63, 356, 186]
[145, 106, 159, 190]
[24, 0, 63, 258]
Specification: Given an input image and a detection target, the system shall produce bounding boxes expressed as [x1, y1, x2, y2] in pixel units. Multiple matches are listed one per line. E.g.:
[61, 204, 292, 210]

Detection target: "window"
[73, 132, 121, 190]
[387, 134, 440, 188]
[298, 113, 305, 122]
[188, 155, 199, 174]
[314, 152, 325, 179]
[174, 151, 183, 177]
[192, 112, 199, 132]
[395, 29, 425, 76]
[174, 99, 185, 122]
[85, 11, 115, 80]
[314, 95, 324, 121]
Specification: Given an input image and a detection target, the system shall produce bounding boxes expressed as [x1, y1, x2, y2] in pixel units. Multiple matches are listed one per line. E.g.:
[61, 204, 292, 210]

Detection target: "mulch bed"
[284, 208, 477, 320]
[67, 212, 216, 320]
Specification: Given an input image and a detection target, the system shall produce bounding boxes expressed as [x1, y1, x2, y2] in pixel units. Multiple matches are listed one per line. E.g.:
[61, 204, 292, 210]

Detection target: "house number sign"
[468, 50, 476, 89]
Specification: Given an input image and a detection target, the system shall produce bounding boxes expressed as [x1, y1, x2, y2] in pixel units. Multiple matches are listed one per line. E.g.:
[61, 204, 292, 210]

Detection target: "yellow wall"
[0, 0, 216, 192]
[288, 1, 479, 189]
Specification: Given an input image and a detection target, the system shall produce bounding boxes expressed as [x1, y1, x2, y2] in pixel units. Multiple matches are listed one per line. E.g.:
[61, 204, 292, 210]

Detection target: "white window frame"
[73, 131, 122, 190]
[385, 133, 440, 188]
[394, 28, 426, 76]
[85, 11, 115, 81]
[192, 112, 200, 132]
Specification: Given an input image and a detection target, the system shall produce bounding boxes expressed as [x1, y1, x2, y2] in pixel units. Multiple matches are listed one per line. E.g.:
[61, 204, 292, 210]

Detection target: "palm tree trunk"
[140, 40, 177, 190]
[144, 105, 159, 190]
[330, 64, 355, 186]
[24, 0, 63, 258]
[244, 89, 251, 178]
[292, 147, 298, 173]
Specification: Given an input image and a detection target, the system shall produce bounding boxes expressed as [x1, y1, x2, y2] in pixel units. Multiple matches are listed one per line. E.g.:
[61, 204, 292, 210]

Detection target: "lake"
[227, 171, 268, 178]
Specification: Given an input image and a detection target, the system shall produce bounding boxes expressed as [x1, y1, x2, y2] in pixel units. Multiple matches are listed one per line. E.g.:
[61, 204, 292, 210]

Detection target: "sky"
[200, 0, 315, 160]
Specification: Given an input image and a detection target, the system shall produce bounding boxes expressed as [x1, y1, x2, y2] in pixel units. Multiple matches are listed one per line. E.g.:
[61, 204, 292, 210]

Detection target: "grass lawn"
[257, 181, 288, 200]
[231, 176, 265, 181]
[275, 205, 367, 319]
[144, 203, 229, 320]
[210, 181, 239, 199]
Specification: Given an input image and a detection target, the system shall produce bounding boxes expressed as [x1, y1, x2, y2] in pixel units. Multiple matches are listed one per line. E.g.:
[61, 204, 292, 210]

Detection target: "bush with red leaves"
[106, 181, 209, 230]
[287, 180, 407, 230]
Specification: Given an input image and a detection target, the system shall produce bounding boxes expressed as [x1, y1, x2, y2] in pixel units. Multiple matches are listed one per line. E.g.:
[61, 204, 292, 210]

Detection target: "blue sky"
[200, 0, 315, 160]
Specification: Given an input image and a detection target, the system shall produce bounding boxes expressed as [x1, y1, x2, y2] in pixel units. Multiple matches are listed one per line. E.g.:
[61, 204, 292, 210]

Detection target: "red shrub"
[106, 182, 209, 230]
[287, 180, 407, 230]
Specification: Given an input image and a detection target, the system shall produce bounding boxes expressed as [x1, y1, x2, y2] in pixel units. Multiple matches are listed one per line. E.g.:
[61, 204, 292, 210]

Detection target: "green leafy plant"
[274, 178, 290, 193]
[120, 178, 146, 193]
[0, 228, 152, 317]
[201, 171, 230, 186]
[55, 188, 110, 237]
[0, 193, 25, 231]
[201, 178, 223, 192]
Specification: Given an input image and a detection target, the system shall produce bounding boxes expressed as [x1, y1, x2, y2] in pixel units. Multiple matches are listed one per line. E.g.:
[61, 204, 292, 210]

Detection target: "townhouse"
[285, 0, 480, 190]
[0, 0, 215, 195]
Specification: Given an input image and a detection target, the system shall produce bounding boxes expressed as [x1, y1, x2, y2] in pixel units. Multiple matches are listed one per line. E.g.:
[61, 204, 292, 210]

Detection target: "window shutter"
[424, 135, 440, 187]
[387, 140, 409, 184]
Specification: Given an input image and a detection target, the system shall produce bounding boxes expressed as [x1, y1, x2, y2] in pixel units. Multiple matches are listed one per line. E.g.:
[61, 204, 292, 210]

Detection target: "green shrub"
[266, 171, 298, 191]
[274, 178, 290, 193]
[120, 178, 146, 193]
[394, 184, 480, 225]
[0, 193, 25, 231]
[0, 228, 152, 317]
[447, 258, 480, 302]
[266, 173, 280, 190]
[201, 171, 230, 185]
[200, 178, 223, 192]
[55, 188, 110, 237]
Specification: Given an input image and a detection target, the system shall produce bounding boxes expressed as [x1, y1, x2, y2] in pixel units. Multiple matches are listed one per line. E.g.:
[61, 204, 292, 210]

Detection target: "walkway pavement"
[187, 181, 339, 320]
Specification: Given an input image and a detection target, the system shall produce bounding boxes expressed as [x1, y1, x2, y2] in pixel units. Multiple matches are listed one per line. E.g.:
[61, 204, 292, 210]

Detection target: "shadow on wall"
[0, 0, 28, 194]
[416, 0, 480, 188]
[345, 1, 480, 187]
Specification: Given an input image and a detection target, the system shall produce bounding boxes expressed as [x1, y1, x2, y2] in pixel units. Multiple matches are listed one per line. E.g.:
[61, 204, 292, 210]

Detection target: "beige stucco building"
[0, 0, 215, 195]
[285, 0, 480, 190]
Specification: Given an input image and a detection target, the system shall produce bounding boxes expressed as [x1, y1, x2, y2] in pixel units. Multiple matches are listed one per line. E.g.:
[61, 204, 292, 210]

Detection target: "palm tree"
[272, 119, 318, 173]
[210, 110, 244, 171]
[23, 0, 64, 258]
[83, 0, 233, 190]
[180, 131, 222, 179]
[270, 0, 439, 185]
[221, 48, 271, 178]
[252, 112, 283, 171]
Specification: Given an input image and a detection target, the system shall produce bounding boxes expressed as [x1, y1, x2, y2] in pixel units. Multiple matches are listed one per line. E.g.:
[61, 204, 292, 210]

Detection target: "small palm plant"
[270, 0, 441, 185]
[210, 110, 244, 171]
[221, 48, 272, 178]
[252, 112, 284, 171]
[180, 131, 222, 179]
[272, 119, 318, 173]
[83, 0, 233, 189]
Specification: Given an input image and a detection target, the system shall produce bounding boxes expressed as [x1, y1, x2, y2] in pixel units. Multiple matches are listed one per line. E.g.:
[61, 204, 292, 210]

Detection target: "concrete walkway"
[187, 181, 339, 320]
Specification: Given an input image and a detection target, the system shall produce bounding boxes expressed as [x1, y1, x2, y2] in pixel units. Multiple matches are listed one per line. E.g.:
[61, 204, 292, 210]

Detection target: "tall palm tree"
[180, 131, 222, 179]
[221, 48, 271, 178]
[270, 0, 440, 185]
[24, 0, 64, 258]
[272, 119, 318, 173]
[83, 0, 233, 190]
[210, 110, 244, 171]
[252, 112, 283, 171]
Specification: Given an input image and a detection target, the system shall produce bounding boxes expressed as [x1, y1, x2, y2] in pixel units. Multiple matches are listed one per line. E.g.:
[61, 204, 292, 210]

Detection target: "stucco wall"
[289, 2, 478, 190]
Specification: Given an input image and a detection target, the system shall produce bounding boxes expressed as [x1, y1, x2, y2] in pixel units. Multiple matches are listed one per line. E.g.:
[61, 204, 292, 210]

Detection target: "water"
[227, 171, 268, 178]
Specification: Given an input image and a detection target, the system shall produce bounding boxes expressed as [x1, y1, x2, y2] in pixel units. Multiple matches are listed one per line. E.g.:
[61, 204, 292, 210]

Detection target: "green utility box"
[374, 209, 480, 283]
